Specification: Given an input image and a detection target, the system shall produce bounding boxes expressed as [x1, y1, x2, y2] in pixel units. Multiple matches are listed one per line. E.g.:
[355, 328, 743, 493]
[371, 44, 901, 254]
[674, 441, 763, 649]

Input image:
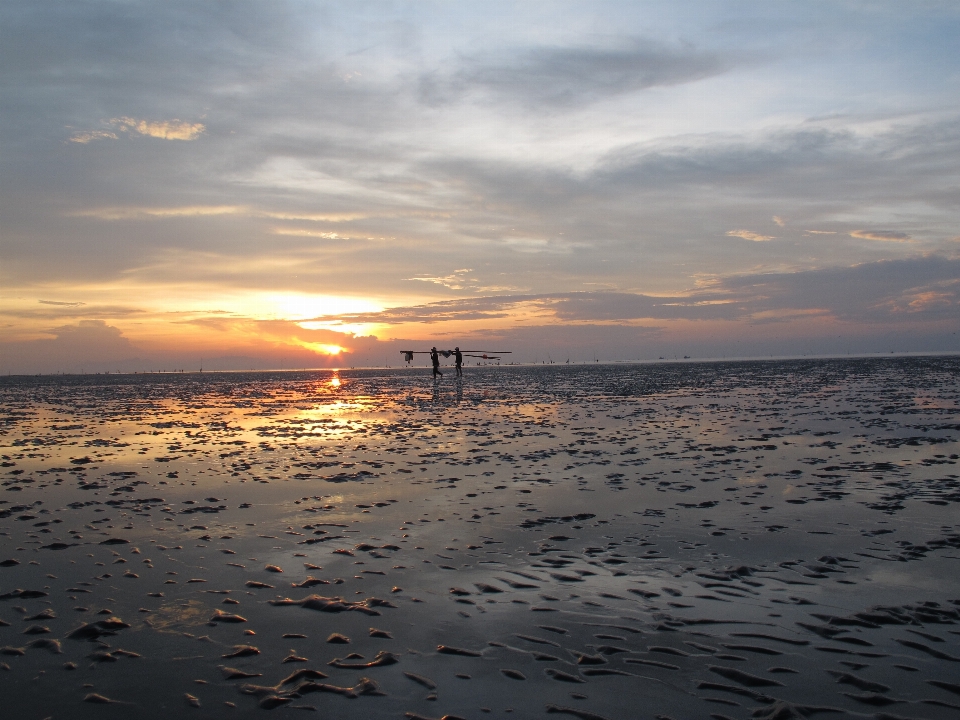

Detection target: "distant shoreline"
[2, 350, 960, 380]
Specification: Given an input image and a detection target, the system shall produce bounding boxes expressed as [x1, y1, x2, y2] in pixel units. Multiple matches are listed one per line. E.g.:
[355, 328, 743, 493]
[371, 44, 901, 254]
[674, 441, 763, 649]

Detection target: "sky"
[2, 1, 959, 373]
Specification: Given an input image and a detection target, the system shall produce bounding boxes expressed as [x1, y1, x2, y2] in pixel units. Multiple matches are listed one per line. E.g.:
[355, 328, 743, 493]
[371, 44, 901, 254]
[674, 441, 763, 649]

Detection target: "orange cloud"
[850, 229, 912, 242]
[112, 117, 205, 140]
[726, 230, 775, 242]
[69, 117, 205, 143]
[906, 291, 954, 311]
[69, 130, 119, 143]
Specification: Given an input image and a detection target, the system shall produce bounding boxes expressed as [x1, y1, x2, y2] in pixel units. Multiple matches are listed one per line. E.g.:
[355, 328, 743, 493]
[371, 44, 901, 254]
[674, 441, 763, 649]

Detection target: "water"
[1, 358, 959, 718]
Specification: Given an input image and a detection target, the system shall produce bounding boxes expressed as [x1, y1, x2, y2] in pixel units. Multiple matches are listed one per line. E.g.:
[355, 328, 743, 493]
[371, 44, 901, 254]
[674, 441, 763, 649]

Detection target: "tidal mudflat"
[1, 358, 959, 719]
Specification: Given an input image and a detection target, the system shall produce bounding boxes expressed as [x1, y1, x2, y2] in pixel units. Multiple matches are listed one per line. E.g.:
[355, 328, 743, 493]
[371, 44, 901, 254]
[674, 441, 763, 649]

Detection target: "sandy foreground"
[1, 359, 959, 719]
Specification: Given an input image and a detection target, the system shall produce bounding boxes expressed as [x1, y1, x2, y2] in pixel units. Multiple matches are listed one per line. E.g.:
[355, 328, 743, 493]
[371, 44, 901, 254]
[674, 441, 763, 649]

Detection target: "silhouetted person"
[454, 347, 463, 377]
[430, 347, 442, 379]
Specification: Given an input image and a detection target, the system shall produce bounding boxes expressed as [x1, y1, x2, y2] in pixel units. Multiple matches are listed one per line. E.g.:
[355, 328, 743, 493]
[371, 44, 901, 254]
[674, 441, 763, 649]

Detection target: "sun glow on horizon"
[299, 341, 346, 356]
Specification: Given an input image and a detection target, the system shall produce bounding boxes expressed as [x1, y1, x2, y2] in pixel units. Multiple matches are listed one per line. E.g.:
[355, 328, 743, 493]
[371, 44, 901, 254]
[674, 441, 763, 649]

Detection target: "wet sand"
[1, 358, 959, 719]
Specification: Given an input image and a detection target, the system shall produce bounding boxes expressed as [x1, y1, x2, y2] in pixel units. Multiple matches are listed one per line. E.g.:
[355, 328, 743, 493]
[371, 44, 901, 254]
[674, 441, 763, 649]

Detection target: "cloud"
[726, 230, 775, 242]
[271, 228, 347, 239]
[112, 117, 205, 140]
[850, 230, 912, 242]
[69, 130, 118, 143]
[75, 207, 364, 223]
[46, 319, 132, 344]
[0, 302, 143, 321]
[906, 291, 954, 312]
[174, 316, 238, 333]
[464, 323, 665, 362]
[74, 206, 243, 220]
[773, 216, 785, 227]
[551, 293, 741, 322]
[324, 292, 732, 326]
[261, 212, 367, 222]
[0, 320, 141, 373]
[715, 255, 960, 322]
[407, 269, 475, 290]
[500, 236, 561, 253]
[70, 117, 204, 143]
[322, 255, 960, 327]
[326, 294, 522, 325]
[804, 230, 837, 235]
[593, 121, 960, 221]
[421, 38, 739, 108]
[70, 207, 375, 253]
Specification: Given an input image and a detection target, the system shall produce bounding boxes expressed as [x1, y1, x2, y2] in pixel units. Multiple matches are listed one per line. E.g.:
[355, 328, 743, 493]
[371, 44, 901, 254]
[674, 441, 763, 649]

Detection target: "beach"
[1, 358, 959, 719]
